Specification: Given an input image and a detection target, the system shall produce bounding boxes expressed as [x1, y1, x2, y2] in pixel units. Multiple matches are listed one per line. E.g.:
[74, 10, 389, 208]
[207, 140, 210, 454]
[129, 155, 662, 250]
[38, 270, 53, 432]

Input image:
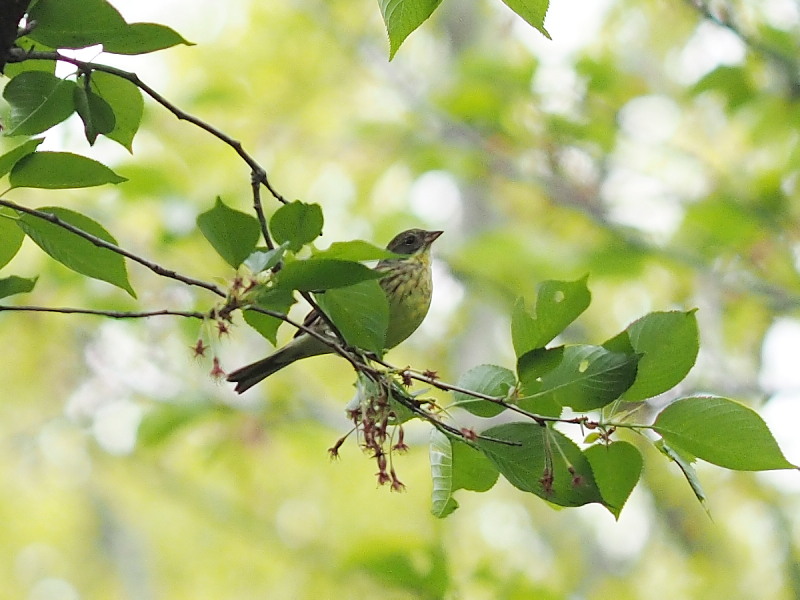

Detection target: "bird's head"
[386, 229, 443, 256]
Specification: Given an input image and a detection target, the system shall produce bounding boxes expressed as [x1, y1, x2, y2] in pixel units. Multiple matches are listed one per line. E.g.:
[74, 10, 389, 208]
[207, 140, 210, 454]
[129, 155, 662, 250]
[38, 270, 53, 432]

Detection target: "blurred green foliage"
[2, 0, 800, 598]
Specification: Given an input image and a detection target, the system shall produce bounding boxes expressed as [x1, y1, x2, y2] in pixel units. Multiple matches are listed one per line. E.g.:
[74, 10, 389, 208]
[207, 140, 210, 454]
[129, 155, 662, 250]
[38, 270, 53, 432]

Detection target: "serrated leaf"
[312, 240, 397, 261]
[9, 152, 126, 189]
[3, 71, 76, 136]
[518, 345, 638, 413]
[584, 441, 642, 518]
[511, 277, 591, 357]
[453, 364, 515, 417]
[476, 422, 603, 507]
[27, 0, 128, 49]
[0, 138, 45, 178]
[90, 71, 144, 152]
[430, 431, 499, 518]
[0, 208, 25, 268]
[0, 275, 37, 299]
[197, 197, 261, 268]
[101, 22, 194, 55]
[243, 288, 296, 345]
[269, 201, 323, 252]
[315, 279, 389, 354]
[656, 439, 708, 509]
[378, 0, 443, 59]
[603, 310, 699, 401]
[18, 207, 135, 297]
[275, 258, 384, 292]
[500, 0, 552, 39]
[430, 430, 458, 518]
[653, 396, 796, 471]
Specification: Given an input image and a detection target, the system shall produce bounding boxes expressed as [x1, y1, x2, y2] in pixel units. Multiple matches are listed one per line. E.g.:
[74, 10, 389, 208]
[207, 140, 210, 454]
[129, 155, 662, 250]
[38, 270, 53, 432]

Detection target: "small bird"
[227, 229, 443, 393]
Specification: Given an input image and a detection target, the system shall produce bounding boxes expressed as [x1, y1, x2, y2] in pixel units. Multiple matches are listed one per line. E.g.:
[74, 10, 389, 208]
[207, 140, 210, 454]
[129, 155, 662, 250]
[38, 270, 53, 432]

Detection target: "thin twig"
[0, 305, 205, 319]
[0, 199, 225, 297]
[6, 48, 289, 205]
[245, 304, 363, 372]
[250, 171, 274, 250]
[299, 290, 348, 347]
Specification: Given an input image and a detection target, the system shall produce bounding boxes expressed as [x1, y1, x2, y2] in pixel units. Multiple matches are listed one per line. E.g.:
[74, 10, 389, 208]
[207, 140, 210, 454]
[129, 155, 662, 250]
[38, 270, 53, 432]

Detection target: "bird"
[227, 229, 443, 393]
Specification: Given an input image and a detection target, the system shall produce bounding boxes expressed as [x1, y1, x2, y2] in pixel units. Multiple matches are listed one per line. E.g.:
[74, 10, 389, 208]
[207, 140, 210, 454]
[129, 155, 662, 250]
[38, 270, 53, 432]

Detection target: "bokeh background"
[3, 0, 800, 598]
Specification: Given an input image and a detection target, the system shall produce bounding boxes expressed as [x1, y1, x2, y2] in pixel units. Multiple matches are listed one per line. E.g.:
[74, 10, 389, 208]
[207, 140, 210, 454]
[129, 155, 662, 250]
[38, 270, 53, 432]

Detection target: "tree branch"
[0, 305, 205, 319]
[6, 48, 289, 208]
[0, 198, 225, 297]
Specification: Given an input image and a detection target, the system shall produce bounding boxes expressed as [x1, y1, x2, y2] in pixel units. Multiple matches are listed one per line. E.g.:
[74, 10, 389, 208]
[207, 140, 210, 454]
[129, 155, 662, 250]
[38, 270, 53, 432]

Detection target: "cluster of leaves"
[0, 0, 796, 524]
[428, 278, 797, 517]
[379, 0, 551, 59]
[0, 0, 192, 300]
[198, 196, 400, 355]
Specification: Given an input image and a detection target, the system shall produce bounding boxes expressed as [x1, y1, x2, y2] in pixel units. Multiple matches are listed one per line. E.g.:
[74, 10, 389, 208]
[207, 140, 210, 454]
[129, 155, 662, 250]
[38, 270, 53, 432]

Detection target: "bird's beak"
[425, 230, 444, 246]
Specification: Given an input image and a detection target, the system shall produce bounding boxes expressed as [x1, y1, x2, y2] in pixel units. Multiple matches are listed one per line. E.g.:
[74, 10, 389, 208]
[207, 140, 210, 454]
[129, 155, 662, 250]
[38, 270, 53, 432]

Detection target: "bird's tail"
[226, 349, 295, 393]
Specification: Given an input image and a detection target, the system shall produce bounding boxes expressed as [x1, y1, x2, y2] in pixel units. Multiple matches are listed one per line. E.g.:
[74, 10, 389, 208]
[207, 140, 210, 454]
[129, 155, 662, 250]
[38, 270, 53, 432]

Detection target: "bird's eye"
[403, 234, 416, 246]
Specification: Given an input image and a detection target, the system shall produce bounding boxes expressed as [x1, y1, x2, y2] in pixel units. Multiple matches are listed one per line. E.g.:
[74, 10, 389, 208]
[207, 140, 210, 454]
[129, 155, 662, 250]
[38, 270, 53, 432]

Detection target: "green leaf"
[518, 345, 638, 413]
[430, 431, 459, 518]
[3, 40, 56, 78]
[604, 310, 699, 401]
[74, 84, 116, 145]
[653, 396, 796, 471]
[476, 422, 603, 507]
[500, 0, 552, 39]
[275, 259, 384, 292]
[0, 275, 37, 299]
[453, 364, 516, 417]
[584, 442, 643, 518]
[27, 0, 128, 49]
[315, 279, 389, 354]
[0, 138, 45, 178]
[511, 277, 591, 357]
[90, 71, 144, 152]
[312, 240, 397, 261]
[0, 209, 25, 269]
[243, 288, 297, 345]
[101, 22, 194, 55]
[430, 431, 499, 518]
[18, 207, 136, 297]
[9, 152, 126, 189]
[655, 439, 708, 510]
[196, 197, 261, 268]
[3, 71, 76, 136]
[269, 201, 323, 252]
[378, 0, 443, 60]
[243, 244, 288, 273]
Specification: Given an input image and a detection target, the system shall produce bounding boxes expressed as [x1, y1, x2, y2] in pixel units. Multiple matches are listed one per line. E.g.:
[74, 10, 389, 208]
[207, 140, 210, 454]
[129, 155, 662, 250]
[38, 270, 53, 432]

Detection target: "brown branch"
[0, 305, 205, 319]
[6, 48, 289, 207]
[0, 199, 225, 297]
[251, 171, 274, 250]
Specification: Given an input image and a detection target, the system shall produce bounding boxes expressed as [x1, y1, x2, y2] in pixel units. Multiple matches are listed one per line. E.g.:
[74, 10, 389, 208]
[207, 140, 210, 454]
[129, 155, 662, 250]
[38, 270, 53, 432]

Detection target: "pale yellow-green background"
[3, 0, 800, 598]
